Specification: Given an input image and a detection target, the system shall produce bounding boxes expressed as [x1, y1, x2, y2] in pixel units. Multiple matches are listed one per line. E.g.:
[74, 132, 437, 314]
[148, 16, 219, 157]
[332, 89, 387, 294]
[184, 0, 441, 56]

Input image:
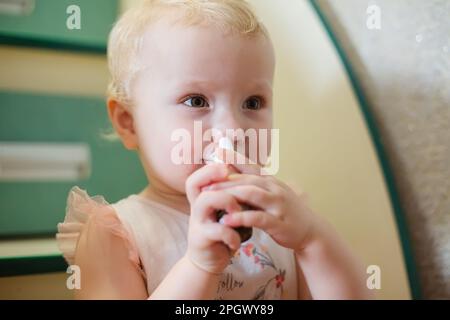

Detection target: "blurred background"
[0, 0, 448, 299]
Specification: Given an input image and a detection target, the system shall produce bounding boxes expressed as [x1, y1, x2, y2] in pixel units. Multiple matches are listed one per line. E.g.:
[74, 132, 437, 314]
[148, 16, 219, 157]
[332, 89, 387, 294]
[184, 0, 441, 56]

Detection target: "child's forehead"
[106, 1, 272, 104]
[139, 19, 273, 64]
[132, 14, 275, 88]
[138, 32, 274, 80]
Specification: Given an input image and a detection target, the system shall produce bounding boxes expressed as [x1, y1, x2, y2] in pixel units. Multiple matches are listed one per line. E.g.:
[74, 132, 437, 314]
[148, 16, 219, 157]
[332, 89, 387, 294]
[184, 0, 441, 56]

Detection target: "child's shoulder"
[112, 192, 190, 226]
[57, 186, 167, 225]
[55, 186, 142, 273]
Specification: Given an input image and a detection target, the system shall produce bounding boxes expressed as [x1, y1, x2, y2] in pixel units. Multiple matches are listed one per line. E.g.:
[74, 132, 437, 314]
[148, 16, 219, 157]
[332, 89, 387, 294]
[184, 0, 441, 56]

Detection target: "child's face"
[132, 17, 275, 194]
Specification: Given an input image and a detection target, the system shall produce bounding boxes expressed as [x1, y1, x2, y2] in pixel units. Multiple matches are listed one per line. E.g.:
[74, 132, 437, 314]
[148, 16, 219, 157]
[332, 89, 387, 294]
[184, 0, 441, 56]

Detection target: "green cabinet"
[0, 0, 119, 52]
[0, 91, 147, 237]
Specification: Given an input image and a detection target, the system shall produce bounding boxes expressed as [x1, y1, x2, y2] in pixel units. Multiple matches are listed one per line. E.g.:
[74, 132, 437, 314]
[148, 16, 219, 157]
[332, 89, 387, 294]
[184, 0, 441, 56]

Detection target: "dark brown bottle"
[215, 204, 253, 243]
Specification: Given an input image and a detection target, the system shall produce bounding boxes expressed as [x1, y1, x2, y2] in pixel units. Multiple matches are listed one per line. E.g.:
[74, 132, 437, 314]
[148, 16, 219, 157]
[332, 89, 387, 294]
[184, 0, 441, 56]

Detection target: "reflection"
[0, 142, 90, 182]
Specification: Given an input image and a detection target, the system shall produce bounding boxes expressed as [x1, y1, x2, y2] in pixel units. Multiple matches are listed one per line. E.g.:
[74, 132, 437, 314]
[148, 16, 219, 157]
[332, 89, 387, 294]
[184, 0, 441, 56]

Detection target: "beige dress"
[56, 186, 298, 299]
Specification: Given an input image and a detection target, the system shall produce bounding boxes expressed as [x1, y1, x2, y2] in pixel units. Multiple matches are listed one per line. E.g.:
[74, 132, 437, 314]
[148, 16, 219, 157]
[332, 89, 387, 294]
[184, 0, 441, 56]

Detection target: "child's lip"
[201, 185, 212, 191]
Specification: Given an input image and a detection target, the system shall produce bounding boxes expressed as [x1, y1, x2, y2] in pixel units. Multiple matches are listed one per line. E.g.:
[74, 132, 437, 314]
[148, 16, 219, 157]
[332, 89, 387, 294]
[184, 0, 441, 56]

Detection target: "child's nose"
[210, 108, 244, 133]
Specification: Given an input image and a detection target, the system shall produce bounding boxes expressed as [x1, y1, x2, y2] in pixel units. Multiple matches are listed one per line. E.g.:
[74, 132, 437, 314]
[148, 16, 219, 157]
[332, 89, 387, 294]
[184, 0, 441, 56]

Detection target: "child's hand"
[184, 163, 243, 275]
[202, 148, 318, 253]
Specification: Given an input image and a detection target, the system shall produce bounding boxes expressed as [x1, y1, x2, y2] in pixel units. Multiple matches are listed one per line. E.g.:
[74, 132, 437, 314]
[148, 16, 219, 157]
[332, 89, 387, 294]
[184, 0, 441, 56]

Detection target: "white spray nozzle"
[218, 137, 234, 151]
[203, 137, 234, 164]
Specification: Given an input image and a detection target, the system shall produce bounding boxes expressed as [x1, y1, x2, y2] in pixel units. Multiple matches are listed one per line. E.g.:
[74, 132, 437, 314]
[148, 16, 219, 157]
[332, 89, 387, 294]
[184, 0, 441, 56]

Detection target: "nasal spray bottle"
[204, 137, 253, 243]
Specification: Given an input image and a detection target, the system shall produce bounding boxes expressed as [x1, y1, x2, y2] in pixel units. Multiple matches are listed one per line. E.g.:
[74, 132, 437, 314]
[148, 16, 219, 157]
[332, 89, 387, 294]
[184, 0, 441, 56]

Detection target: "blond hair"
[106, 0, 269, 107]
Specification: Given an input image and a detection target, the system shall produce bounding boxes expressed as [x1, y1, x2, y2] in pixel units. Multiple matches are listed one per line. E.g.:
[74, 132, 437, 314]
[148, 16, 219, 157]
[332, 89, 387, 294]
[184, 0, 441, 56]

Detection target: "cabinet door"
[0, 91, 147, 236]
[0, 0, 118, 52]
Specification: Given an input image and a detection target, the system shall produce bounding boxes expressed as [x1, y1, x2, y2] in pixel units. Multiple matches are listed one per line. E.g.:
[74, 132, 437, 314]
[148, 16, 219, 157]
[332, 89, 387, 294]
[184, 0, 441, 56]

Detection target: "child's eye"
[182, 95, 209, 108]
[243, 96, 263, 110]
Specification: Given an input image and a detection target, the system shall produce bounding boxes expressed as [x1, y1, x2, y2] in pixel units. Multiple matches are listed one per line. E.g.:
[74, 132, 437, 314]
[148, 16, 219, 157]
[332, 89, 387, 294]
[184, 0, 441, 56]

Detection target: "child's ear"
[107, 98, 138, 150]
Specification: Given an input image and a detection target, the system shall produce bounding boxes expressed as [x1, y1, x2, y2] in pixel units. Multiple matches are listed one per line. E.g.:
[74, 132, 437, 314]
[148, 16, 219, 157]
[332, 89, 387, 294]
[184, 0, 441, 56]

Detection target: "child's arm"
[73, 212, 148, 299]
[295, 216, 374, 299]
[148, 255, 222, 300]
[147, 163, 243, 300]
[205, 148, 373, 299]
[75, 211, 221, 299]
[295, 255, 313, 299]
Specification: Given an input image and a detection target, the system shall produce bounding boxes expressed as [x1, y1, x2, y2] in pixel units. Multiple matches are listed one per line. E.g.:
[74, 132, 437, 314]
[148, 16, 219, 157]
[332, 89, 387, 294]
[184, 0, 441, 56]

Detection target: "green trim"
[0, 33, 106, 54]
[0, 232, 58, 241]
[309, 0, 422, 299]
[0, 254, 67, 277]
[0, 252, 61, 261]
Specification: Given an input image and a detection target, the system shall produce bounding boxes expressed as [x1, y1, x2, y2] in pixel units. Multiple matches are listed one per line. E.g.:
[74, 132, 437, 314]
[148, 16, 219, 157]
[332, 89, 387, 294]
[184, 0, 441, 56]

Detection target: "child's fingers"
[221, 185, 274, 210]
[203, 222, 242, 251]
[217, 148, 263, 176]
[203, 173, 272, 193]
[224, 209, 279, 233]
[192, 190, 242, 223]
[185, 163, 230, 203]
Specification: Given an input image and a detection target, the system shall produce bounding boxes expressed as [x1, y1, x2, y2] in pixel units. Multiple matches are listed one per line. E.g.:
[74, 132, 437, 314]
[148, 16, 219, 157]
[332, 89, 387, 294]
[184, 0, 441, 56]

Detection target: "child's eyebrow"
[174, 78, 272, 94]
[175, 79, 212, 89]
[249, 80, 273, 94]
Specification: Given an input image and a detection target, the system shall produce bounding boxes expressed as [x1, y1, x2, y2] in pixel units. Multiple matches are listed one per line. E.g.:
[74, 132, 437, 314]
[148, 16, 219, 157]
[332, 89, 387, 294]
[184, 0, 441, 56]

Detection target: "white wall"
[247, 0, 411, 299]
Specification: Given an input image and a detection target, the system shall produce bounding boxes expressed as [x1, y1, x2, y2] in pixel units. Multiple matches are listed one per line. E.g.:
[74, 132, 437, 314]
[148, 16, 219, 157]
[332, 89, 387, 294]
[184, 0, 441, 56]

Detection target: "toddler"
[56, 0, 372, 300]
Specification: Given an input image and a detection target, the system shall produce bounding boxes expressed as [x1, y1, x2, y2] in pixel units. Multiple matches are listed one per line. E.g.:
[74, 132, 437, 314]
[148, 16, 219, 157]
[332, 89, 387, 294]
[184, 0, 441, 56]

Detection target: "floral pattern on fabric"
[215, 241, 286, 300]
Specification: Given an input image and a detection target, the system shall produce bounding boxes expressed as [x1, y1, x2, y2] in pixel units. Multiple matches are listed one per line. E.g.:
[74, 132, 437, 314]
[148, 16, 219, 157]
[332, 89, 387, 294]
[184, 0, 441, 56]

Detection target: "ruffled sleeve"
[55, 186, 146, 279]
